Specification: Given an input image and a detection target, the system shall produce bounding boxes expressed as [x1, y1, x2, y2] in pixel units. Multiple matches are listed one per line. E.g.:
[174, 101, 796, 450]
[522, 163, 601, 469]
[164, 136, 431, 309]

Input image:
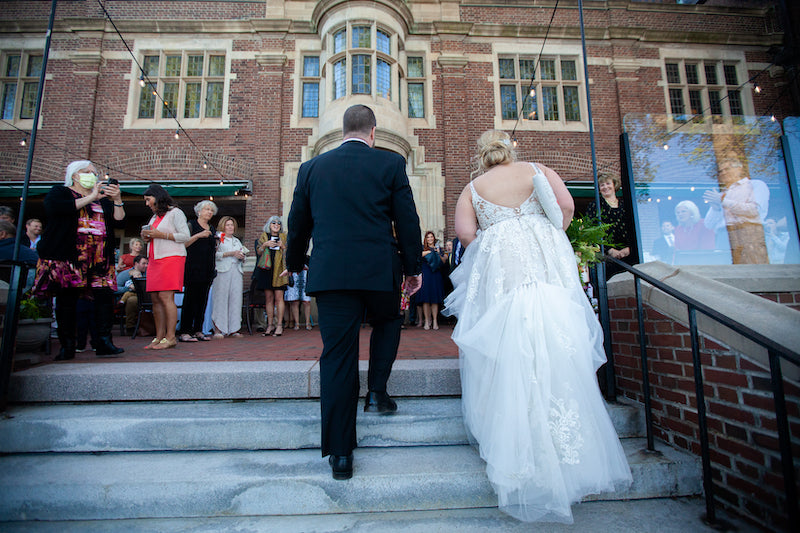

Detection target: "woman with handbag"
[254, 216, 289, 336]
[416, 231, 446, 330]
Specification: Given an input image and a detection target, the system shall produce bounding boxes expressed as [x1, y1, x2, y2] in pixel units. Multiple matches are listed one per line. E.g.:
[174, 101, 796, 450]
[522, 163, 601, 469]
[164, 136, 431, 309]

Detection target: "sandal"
[212, 333, 224, 339]
[293, 326, 300, 331]
[263, 325, 276, 337]
[273, 325, 283, 337]
[230, 332, 243, 338]
[305, 325, 313, 331]
[179, 334, 198, 343]
[151, 337, 177, 350]
[194, 332, 211, 341]
[143, 337, 163, 350]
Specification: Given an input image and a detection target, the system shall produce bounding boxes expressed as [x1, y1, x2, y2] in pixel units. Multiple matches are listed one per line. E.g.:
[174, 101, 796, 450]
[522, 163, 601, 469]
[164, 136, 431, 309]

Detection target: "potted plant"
[16, 292, 53, 353]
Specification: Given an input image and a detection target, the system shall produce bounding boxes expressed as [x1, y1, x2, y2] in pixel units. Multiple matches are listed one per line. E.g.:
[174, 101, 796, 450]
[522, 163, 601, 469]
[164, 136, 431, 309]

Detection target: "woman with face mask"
[32, 160, 127, 361]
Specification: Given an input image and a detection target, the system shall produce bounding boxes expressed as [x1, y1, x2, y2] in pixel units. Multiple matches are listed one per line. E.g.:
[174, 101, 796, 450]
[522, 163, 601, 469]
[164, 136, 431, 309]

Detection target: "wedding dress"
[444, 163, 632, 523]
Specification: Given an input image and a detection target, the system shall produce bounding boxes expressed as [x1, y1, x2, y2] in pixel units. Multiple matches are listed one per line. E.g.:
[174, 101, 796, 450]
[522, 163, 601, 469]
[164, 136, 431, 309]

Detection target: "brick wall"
[610, 296, 800, 531]
[753, 291, 800, 312]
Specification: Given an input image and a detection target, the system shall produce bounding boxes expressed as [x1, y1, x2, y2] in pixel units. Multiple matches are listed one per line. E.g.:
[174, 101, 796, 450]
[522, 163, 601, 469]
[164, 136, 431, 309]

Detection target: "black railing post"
[634, 276, 654, 451]
[768, 349, 799, 525]
[688, 306, 716, 525]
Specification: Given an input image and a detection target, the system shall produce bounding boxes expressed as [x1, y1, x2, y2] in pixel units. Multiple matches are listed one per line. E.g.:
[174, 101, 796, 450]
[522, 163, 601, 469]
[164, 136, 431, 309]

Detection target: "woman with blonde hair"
[117, 237, 144, 272]
[254, 215, 289, 336]
[211, 216, 248, 337]
[444, 130, 631, 522]
[585, 172, 634, 277]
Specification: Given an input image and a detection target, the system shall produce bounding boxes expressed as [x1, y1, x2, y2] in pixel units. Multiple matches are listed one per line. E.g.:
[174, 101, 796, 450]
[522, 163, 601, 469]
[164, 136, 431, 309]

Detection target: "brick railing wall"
[753, 291, 800, 312]
[610, 296, 799, 531]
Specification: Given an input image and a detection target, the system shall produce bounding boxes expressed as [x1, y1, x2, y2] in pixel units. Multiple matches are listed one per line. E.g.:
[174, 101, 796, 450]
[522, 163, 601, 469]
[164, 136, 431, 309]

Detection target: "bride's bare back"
[455, 161, 574, 245]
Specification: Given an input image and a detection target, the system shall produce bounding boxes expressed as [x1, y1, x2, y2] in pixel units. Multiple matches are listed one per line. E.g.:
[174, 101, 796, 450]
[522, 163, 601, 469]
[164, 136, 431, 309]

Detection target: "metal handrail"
[604, 257, 798, 526]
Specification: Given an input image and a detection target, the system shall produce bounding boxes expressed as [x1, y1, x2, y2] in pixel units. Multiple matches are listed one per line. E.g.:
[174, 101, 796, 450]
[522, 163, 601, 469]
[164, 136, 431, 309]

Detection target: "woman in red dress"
[140, 184, 190, 349]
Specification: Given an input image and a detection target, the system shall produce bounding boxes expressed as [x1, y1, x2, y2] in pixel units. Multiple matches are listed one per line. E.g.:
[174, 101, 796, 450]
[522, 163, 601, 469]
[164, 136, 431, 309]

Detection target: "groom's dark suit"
[286, 139, 422, 457]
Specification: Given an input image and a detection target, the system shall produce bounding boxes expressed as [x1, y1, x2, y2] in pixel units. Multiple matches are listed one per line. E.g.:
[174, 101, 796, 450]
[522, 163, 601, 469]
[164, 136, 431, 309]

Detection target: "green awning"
[0, 180, 252, 198]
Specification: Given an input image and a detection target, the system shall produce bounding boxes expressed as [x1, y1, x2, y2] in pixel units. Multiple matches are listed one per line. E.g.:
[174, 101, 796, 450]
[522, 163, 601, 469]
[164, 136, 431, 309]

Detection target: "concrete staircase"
[0, 360, 704, 530]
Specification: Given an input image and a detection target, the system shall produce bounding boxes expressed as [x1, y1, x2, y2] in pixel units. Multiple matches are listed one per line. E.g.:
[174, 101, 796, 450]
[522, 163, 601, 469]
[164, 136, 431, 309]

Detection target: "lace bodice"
[470, 163, 547, 230]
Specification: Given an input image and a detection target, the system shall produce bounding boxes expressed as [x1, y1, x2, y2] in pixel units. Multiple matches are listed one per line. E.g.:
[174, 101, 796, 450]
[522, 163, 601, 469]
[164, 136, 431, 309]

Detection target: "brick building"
[0, 0, 795, 249]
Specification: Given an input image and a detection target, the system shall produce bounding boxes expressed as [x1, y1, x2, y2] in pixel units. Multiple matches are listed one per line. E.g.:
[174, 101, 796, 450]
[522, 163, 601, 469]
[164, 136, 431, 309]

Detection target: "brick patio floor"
[37, 323, 458, 365]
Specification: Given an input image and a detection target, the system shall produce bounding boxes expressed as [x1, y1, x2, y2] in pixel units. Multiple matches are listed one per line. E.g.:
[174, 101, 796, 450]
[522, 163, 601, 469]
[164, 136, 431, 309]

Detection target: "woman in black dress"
[178, 200, 217, 342]
[586, 173, 634, 278]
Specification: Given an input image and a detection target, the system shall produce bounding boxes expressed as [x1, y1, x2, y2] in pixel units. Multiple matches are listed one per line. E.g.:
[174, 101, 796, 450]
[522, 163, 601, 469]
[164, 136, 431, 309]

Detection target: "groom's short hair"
[343, 105, 376, 137]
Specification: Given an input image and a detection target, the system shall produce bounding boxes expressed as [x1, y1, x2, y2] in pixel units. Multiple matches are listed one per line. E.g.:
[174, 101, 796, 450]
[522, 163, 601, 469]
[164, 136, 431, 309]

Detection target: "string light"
[19, 137, 26, 147]
[512, 139, 518, 148]
[203, 161, 208, 169]
[529, 88, 535, 98]
[209, 196, 214, 201]
[219, 180, 224, 186]
[667, 196, 672, 200]
[663, 144, 669, 150]
[770, 115, 776, 122]
[174, 130, 180, 140]
[754, 85, 761, 94]
[138, 74, 145, 88]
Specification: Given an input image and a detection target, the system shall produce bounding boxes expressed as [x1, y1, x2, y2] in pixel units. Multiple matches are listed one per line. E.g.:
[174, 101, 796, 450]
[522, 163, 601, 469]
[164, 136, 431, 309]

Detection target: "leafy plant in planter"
[19, 293, 50, 320]
[17, 292, 53, 354]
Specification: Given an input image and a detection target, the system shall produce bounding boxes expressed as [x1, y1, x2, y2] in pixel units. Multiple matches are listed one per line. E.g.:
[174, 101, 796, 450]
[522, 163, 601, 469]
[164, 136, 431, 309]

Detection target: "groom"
[285, 104, 422, 480]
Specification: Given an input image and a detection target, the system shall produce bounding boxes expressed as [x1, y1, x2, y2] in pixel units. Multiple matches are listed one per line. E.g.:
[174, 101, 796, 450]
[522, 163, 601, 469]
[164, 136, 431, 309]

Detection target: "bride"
[444, 130, 632, 523]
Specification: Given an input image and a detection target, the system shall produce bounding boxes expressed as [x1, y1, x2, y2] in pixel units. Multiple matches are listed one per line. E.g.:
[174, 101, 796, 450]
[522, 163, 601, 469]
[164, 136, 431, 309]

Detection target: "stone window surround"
[492, 42, 589, 133]
[0, 37, 47, 131]
[124, 38, 233, 130]
[658, 47, 754, 129]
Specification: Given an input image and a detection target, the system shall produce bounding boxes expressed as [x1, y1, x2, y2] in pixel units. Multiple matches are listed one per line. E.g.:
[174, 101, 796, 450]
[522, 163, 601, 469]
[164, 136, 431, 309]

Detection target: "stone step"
[0, 397, 644, 453]
[9, 360, 461, 402]
[0, 439, 702, 522]
[0, 498, 758, 533]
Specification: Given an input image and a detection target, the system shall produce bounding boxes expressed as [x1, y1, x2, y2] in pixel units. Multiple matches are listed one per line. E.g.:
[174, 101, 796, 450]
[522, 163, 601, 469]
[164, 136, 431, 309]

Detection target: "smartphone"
[107, 177, 119, 185]
[142, 224, 151, 231]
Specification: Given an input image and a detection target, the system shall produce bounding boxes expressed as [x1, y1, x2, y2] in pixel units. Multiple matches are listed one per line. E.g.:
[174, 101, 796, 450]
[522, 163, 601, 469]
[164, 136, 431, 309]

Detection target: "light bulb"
[209, 196, 214, 201]
[203, 161, 208, 169]
[20, 138, 26, 146]
[138, 76, 145, 88]
[104, 173, 109, 180]
[174, 130, 180, 140]
[529, 89, 535, 97]
[219, 180, 224, 186]
[667, 196, 672, 200]
[690, 186, 695, 192]
[152, 89, 157, 96]
[663, 144, 669, 150]
[770, 115, 776, 122]
[512, 139, 518, 148]
[754, 85, 761, 94]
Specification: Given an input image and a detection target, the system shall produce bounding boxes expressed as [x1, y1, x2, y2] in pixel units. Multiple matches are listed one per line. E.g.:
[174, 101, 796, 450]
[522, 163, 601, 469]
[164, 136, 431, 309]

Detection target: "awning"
[0, 180, 252, 198]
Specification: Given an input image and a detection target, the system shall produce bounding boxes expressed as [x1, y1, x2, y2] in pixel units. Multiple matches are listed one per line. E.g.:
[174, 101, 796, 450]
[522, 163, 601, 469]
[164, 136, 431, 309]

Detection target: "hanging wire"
[95, 0, 229, 182]
[1, 117, 149, 180]
[509, 0, 561, 144]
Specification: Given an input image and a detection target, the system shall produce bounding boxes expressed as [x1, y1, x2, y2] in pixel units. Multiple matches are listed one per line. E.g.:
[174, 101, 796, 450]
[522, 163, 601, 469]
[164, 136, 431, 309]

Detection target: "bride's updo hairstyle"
[477, 130, 516, 171]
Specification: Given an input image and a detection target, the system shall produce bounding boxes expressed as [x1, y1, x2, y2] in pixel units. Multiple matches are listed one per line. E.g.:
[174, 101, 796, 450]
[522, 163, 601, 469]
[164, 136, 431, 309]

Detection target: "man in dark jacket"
[285, 105, 422, 480]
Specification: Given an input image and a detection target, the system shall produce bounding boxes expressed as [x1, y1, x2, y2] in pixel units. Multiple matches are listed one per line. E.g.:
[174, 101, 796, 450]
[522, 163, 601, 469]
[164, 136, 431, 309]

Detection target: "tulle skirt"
[444, 214, 632, 523]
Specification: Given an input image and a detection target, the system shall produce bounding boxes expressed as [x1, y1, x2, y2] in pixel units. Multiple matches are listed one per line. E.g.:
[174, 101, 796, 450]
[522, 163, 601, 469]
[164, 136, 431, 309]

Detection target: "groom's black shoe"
[328, 454, 353, 480]
[364, 391, 397, 414]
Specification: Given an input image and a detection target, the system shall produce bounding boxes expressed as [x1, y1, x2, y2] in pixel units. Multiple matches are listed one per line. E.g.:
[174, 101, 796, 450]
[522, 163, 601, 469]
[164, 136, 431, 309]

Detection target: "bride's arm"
[539, 164, 574, 230]
[455, 186, 478, 247]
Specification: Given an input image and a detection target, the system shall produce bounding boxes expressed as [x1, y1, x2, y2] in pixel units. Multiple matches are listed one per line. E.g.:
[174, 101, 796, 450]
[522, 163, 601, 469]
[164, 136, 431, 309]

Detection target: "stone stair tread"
[0, 398, 642, 453]
[0, 498, 759, 533]
[0, 439, 701, 522]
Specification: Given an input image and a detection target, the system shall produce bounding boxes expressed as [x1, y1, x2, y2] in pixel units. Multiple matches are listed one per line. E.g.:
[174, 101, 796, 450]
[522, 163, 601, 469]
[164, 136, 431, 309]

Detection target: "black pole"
[578, 0, 615, 400]
[1, 0, 58, 410]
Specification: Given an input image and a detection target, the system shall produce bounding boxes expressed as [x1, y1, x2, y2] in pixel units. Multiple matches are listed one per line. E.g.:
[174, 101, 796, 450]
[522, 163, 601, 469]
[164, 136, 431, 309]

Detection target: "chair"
[131, 277, 153, 339]
[242, 277, 266, 335]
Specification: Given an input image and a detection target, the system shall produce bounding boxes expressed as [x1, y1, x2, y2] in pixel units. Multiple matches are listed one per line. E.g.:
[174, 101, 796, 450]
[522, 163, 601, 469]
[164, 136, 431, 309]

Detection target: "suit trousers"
[315, 289, 402, 457]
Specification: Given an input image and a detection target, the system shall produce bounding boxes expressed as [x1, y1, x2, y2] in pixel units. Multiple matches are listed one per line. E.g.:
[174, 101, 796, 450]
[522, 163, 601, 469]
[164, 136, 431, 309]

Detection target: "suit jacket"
[286, 139, 422, 294]
[650, 235, 675, 263]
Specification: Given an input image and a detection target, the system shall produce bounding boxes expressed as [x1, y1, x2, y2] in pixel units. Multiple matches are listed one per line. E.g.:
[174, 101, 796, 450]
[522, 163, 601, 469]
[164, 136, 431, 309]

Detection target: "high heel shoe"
[273, 325, 283, 336]
[263, 325, 276, 337]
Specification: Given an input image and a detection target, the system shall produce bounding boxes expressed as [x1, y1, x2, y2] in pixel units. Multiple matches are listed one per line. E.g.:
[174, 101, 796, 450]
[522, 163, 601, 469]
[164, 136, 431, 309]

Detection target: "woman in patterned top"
[33, 160, 126, 360]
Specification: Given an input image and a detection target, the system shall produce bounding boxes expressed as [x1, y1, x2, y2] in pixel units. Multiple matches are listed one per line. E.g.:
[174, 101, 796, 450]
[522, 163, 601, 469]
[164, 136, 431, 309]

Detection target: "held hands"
[404, 274, 422, 297]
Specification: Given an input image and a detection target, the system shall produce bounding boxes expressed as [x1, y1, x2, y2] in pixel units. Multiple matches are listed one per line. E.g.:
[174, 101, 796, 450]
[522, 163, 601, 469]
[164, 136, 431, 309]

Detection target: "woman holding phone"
[140, 184, 190, 349]
[33, 160, 126, 360]
[254, 216, 289, 336]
